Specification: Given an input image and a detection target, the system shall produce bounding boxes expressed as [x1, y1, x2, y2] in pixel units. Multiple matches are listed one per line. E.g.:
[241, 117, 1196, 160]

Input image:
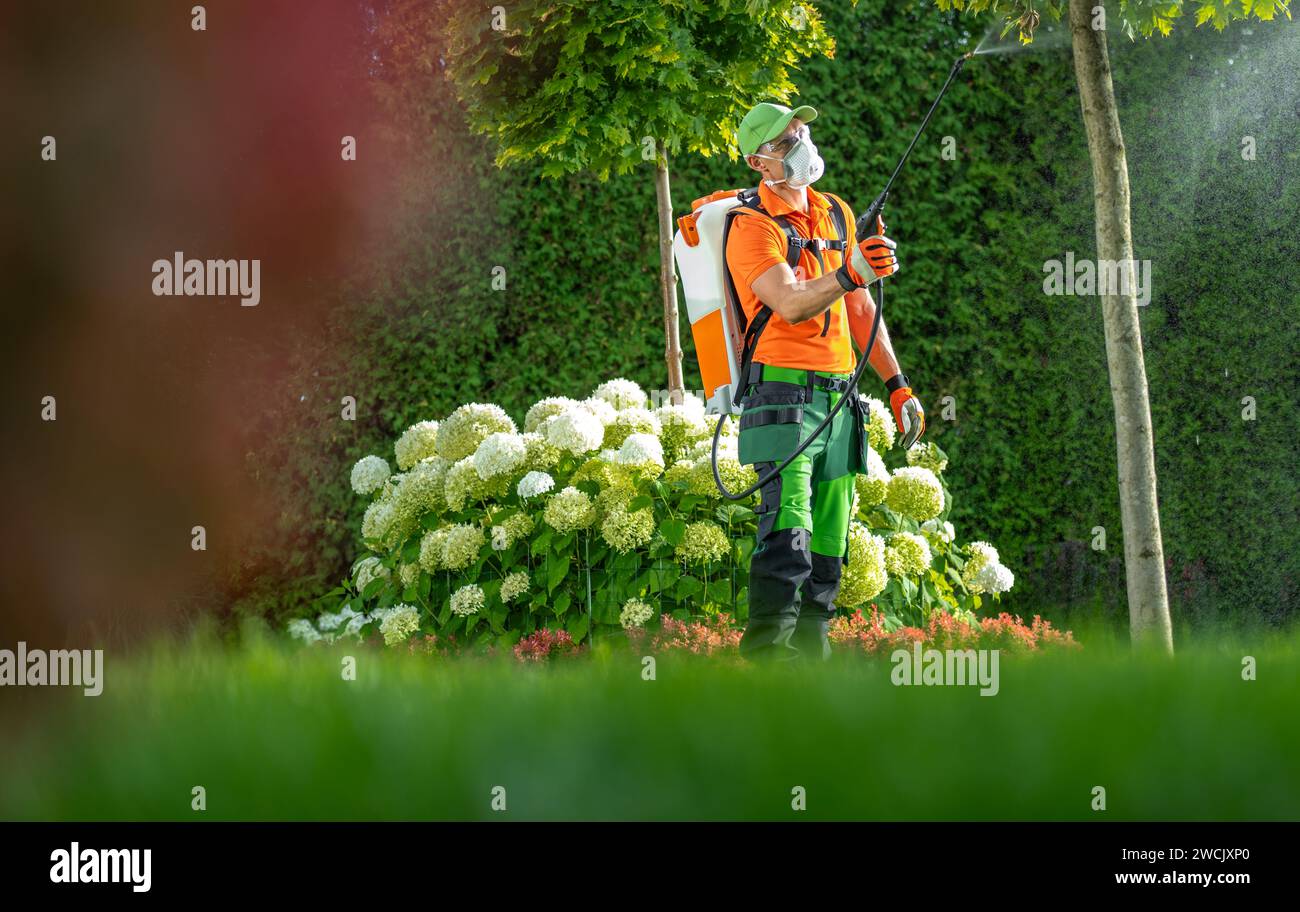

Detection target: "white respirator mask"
[751, 125, 825, 189]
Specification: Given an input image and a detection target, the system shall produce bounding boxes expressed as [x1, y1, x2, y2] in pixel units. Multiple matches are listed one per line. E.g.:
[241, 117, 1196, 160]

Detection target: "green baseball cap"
[738, 102, 819, 157]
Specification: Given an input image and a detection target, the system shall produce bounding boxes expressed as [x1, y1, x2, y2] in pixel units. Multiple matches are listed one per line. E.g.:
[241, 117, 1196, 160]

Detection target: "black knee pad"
[749, 527, 813, 620]
[809, 551, 844, 583]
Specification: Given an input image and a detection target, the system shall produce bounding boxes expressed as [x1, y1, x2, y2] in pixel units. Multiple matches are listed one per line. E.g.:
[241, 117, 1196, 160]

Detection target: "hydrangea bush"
[295, 378, 1021, 651]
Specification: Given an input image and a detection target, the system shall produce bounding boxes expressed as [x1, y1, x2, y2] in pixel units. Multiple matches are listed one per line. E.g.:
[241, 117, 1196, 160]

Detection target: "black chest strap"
[721, 188, 850, 403]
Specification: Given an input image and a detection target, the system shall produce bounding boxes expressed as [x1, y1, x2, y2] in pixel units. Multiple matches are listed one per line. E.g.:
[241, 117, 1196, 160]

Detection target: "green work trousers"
[736, 364, 869, 663]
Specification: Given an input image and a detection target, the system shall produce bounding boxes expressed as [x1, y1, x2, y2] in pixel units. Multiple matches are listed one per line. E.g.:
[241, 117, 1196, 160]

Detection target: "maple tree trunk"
[655, 140, 685, 405]
[1070, 0, 1173, 653]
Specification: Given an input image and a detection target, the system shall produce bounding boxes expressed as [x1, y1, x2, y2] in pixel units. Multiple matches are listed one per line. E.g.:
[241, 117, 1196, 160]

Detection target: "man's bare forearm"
[770, 270, 849, 324]
[846, 286, 902, 382]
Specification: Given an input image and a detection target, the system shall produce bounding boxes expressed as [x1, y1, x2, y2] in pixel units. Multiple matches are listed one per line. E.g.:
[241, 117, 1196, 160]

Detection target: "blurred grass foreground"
[3, 628, 1298, 822]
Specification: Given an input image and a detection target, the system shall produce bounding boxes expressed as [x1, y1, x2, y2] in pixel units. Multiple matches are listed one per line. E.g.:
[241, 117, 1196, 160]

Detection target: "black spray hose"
[710, 276, 883, 501]
[711, 52, 971, 502]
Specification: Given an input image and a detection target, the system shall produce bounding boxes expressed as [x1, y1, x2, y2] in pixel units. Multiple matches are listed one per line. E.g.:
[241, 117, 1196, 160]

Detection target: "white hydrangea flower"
[443, 456, 482, 513]
[368, 606, 397, 625]
[500, 571, 530, 604]
[441, 523, 486, 570]
[835, 524, 888, 607]
[361, 499, 396, 547]
[419, 527, 449, 572]
[353, 556, 391, 593]
[517, 470, 555, 499]
[975, 561, 1015, 594]
[655, 398, 709, 455]
[905, 440, 948, 474]
[338, 606, 369, 638]
[490, 525, 509, 551]
[287, 618, 322, 644]
[436, 403, 517, 461]
[855, 447, 890, 508]
[920, 518, 957, 544]
[350, 455, 391, 495]
[618, 432, 664, 469]
[580, 397, 617, 426]
[520, 432, 562, 472]
[546, 407, 606, 455]
[379, 604, 420, 646]
[863, 395, 896, 453]
[969, 541, 1000, 565]
[884, 531, 933, 577]
[885, 466, 945, 521]
[316, 610, 344, 632]
[619, 598, 655, 629]
[591, 378, 649, 411]
[962, 541, 1003, 593]
[543, 486, 596, 533]
[603, 407, 661, 449]
[473, 431, 527, 480]
[390, 455, 449, 523]
[450, 583, 485, 617]
[524, 397, 581, 433]
[394, 420, 440, 470]
[662, 392, 706, 422]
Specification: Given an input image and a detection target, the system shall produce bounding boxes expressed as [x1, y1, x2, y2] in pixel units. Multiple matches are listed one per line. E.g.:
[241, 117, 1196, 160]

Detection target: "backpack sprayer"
[673, 52, 973, 500]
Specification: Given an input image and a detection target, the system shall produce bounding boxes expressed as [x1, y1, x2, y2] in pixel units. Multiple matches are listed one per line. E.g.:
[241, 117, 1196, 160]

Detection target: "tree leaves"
[441, 0, 838, 178]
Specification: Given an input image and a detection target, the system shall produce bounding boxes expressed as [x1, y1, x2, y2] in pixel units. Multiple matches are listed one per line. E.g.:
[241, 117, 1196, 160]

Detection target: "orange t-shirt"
[724, 182, 859, 374]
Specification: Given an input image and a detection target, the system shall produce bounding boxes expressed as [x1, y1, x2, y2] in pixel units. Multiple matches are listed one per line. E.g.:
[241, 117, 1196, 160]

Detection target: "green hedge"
[226, 1, 1299, 636]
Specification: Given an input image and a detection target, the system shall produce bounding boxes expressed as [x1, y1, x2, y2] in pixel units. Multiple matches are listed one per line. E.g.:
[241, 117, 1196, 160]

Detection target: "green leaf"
[707, 579, 732, 606]
[547, 556, 570, 593]
[715, 504, 754, 524]
[648, 563, 679, 594]
[531, 528, 554, 557]
[567, 612, 590, 643]
[553, 592, 572, 616]
[675, 575, 703, 601]
[660, 518, 686, 546]
[401, 537, 421, 562]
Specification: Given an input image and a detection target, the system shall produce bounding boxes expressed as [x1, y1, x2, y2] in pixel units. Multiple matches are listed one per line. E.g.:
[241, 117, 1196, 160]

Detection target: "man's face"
[748, 117, 805, 181]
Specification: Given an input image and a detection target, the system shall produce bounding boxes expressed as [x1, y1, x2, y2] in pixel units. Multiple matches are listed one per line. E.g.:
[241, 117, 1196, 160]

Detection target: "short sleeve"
[725, 212, 788, 290]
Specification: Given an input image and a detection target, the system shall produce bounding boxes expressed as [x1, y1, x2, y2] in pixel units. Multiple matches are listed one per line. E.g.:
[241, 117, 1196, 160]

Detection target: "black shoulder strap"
[721, 188, 852, 402]
[721, 187, 782, 338]
[825, 194, 848, 251]
[721, 187, 786, 404]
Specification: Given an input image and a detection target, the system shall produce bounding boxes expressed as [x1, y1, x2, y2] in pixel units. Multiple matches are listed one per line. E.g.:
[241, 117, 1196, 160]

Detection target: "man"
[726, 101, 925, 662]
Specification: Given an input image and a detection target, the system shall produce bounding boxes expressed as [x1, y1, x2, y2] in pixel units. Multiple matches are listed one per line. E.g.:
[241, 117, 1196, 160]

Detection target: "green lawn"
[3, 630, 1297, 821]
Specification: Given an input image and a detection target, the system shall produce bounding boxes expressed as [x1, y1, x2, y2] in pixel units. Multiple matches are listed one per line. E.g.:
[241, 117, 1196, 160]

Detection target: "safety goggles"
[759, 124, 811, 158]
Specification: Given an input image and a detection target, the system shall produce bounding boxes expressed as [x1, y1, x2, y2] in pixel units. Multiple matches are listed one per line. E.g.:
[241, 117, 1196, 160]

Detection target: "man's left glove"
[885, 373, 925, 450]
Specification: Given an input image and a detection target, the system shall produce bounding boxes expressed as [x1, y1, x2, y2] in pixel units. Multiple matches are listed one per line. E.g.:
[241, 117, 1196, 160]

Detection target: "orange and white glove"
[836, 214, 899, 289]
[885, 373, 925, 449]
